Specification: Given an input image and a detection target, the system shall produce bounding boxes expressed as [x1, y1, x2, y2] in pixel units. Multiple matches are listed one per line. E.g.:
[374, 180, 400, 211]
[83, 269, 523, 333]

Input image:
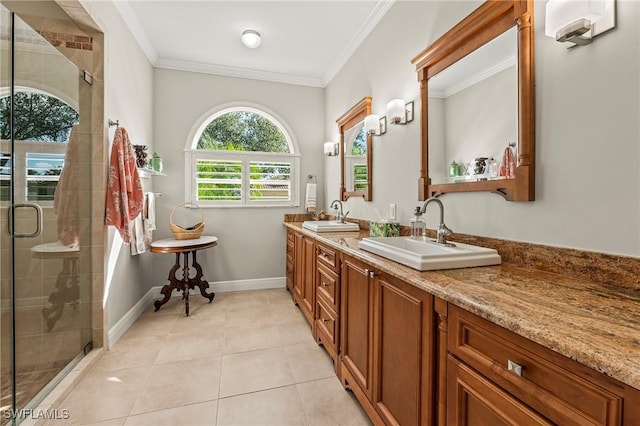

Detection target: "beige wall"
[152, 69, 325, 285]
[80, 0, 155, 330]
[325, 0, 640, 257]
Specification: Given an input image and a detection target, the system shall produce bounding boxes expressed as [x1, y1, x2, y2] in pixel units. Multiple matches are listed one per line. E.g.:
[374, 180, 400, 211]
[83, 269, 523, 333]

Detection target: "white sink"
[359, 236, 501, 271]
[302, 220, 359, 233]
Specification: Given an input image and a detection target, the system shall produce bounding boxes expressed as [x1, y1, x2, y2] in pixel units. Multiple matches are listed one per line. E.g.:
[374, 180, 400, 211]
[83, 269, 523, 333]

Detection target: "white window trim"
[184, 102, 302, 208]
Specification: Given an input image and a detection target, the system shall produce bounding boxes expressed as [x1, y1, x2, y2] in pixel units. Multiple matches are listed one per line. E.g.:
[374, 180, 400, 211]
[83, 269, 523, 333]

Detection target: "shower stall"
[1, 1, 103, 423]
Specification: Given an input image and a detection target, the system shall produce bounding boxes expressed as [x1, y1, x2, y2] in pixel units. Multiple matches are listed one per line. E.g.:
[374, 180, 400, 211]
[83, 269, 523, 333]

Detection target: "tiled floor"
[42, 288, 371, 425]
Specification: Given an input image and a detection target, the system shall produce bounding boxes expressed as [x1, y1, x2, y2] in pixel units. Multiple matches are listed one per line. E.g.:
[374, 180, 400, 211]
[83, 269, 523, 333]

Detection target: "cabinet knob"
[322, 318, 328, 323]
[322, 253, 329, 258]
[507, 360, 523, 376]
[322, 282, 328, 287]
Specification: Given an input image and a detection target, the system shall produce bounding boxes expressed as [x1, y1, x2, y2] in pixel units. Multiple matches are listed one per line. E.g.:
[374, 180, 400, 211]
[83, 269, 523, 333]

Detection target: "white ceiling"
[115, 0, 395, 87]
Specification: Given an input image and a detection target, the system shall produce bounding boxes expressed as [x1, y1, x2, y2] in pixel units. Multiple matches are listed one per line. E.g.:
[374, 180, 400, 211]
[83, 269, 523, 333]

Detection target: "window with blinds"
[187, 107, 299, 207]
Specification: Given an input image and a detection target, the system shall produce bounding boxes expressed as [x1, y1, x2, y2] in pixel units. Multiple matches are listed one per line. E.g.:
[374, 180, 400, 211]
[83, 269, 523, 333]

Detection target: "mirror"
[337, 97, 372, 201]
[411, 0, 535, 201]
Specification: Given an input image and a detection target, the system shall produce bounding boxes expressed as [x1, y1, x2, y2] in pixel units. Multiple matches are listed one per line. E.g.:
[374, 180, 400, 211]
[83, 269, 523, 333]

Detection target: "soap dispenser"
[410, 207, 425, 239]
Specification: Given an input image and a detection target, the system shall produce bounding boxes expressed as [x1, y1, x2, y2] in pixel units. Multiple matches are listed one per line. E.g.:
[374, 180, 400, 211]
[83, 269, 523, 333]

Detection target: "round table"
[150, 235, 218, 316]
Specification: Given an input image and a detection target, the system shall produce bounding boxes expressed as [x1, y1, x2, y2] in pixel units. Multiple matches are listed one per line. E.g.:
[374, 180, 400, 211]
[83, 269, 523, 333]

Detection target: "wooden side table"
[150, 236, 218, 316]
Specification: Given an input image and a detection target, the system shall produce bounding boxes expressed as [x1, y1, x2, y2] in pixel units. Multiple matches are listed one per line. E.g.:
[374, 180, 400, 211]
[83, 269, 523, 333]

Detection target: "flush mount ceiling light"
[241, 30, 262, 48]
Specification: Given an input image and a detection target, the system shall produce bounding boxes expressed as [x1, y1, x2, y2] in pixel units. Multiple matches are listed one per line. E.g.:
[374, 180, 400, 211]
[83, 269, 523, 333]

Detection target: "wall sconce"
[364, 114, 387, 136]
[324, 141, 338, 156]
[545, 0, 615, 47]
[386, 99, 414, 125]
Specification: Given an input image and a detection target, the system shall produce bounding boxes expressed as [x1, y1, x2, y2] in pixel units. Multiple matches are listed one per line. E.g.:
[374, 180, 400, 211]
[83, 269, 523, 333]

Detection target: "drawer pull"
[364, 268, 375, 278]
[507, 360, 523, 376]
[321, 318, 328, 323]
[322, 282, 328, 287]
[322, 253, 329, 258]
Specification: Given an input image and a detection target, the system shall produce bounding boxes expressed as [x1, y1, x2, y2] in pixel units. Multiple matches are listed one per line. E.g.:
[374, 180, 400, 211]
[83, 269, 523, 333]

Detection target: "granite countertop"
[284, 222, 640, 391]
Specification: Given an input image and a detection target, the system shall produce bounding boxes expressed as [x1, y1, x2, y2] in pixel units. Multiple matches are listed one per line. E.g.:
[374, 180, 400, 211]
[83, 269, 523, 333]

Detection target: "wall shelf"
[138, 168, 166, 179]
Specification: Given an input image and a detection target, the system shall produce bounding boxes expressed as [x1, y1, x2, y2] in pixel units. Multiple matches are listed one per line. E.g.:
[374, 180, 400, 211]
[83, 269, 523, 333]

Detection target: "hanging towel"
[54, 125, 80, 248]
[145, 192, 156, 231]
[105, 127, 144, 243]
[129, 213, 147, 255]
[498, 146, 516, 179]
[305, 183, 316, 213]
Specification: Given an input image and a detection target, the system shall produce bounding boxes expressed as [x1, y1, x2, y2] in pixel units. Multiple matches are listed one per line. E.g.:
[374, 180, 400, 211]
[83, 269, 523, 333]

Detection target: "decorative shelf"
[138, 168, 166, 178]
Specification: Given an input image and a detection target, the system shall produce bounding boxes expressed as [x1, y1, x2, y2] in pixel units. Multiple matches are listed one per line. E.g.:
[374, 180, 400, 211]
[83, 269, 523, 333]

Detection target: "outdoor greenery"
[0, 92, 78, 142]
[354, 164, 368, 191]
[195, 111, 292, 202]
[197, 111, 289, 153]
[351, 127, 367, 156]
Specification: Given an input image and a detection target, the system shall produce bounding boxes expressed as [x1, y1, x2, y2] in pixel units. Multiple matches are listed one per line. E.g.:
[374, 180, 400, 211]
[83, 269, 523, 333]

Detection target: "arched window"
[0, 90, 78, 202]
[185, 106, 300, 207]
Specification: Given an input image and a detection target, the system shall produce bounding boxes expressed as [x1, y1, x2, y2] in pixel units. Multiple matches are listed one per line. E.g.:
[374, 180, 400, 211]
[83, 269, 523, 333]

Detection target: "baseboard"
[107, 277, 286, 348]
[107, 286, 157, 349]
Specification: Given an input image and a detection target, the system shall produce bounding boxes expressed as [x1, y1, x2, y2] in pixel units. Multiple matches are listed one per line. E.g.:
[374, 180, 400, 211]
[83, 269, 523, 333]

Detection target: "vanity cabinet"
[446, 305, 640, 426]
[314, 241, 341, 374]
[340, 253, 435, 425]
[292, 231, 315, 326]
[286, 230, 295, 295]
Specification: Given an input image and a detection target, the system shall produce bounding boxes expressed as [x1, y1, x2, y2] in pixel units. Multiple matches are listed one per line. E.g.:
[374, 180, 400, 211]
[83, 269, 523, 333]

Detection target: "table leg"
[183, 251, 190, 316]
[189, 250, 215, 303]
[154, 253, 181, 312]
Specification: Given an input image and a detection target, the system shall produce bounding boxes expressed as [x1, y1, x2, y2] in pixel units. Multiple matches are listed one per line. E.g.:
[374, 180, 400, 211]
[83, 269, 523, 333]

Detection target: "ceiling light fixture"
[241, 30, 262, 49]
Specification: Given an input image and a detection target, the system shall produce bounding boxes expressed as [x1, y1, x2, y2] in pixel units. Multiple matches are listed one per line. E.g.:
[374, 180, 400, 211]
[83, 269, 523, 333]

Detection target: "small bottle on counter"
[410, 207, 425, 239]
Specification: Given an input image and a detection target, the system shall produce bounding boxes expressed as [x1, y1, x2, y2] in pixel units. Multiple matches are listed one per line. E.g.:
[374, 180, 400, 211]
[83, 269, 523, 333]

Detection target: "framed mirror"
[337, 97, 372, 201]
[411, 0, 535, 201]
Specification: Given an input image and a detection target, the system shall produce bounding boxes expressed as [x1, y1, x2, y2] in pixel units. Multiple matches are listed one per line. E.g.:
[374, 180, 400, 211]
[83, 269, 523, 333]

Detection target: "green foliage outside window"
[351, 127, 367, 156]
[354, 164, 367, 191]
[0, 92, 79, 142]
[195, 111, 293, 202]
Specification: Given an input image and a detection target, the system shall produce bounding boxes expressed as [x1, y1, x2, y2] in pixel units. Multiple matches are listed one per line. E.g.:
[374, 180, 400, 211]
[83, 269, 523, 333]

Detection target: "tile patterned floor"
[41, 288, 371, 425]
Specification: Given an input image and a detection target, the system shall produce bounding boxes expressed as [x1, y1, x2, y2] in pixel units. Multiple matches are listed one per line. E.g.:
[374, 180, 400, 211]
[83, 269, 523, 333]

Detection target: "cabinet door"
[341, 255, 375, 400]
[374, 274, 435, 426]
[447, 355, 552, 426]
[293, 232, 304, 302]
[299, 236, 316, 325]
[286, 231, 295, 294]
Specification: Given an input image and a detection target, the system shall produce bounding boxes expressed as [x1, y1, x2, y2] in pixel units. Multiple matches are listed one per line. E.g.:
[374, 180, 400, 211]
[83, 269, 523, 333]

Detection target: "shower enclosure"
[1, 2, 97, 423]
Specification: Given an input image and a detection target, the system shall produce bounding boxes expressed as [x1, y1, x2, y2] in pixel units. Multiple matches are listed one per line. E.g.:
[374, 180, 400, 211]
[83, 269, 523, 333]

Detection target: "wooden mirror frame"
[337, 97, 373, 201]
[411, 0, 535, 201]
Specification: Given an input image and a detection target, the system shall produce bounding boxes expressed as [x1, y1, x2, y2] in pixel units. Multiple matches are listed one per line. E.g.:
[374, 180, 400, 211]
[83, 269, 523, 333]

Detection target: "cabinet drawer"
[316, 297, 338, 349]
[316, 262, 339, 310]
[448, 306, 623, 426]
[317, 242, 338, 272]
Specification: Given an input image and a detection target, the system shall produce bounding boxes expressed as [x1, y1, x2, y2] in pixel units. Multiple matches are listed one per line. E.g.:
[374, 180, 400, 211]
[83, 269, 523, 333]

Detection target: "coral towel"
[105, 127, 144, 243]
[498, 145, 516, 179]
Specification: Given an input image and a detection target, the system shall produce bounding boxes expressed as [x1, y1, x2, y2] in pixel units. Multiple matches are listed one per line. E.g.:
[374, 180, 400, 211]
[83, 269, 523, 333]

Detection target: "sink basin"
[302, 220, 359, 233]
[359, 236, 501, 271]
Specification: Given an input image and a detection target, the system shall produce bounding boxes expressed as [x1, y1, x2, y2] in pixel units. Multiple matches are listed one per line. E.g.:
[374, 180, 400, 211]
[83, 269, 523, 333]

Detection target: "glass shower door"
[1, 6, 93, 423]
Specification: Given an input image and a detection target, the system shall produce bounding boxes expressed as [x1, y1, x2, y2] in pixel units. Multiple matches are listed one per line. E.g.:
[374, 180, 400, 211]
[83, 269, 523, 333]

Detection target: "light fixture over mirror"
[241, 30, 262, 48]
[386, 99, 414, 125]
[364, 114, 387, 136]
[545, 0, 615, 47]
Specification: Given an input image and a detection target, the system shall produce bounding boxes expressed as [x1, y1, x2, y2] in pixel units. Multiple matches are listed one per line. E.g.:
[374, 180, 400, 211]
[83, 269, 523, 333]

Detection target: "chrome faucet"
[330, 199, 350, 223]
[419, 197, 454, 246]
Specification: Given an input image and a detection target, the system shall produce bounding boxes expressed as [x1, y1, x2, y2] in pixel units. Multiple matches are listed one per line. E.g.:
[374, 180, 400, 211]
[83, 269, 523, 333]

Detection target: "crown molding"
[155, 57, 326, 88]
[112, 0, 158, 64]
[321, 0, 395, 86]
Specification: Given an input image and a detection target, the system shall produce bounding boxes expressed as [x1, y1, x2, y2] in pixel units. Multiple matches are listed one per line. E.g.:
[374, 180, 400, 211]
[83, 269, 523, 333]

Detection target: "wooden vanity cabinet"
[446, 304, 640, 426]
[286, 230, 295, 296]
[340, 253, 435, 425]
[314, 241, 341, 374]
[292, 231, 315, 326]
